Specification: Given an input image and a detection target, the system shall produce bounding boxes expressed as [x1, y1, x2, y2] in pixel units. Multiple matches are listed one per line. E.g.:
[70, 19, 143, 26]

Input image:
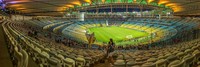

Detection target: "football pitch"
[87, 26, 150, 45]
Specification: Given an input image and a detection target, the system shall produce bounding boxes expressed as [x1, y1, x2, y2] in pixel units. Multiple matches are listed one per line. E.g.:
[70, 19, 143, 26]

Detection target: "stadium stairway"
[0, 23, 13, 67]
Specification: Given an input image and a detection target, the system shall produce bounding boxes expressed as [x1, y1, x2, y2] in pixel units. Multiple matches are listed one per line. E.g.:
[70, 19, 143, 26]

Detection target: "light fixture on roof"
[71, 1, 81, 6]
[16, 8, 26, 10]
[166, 3, 176, 7]
[158, 0, 169, 4]
[7, 0, 30, 4]
[9, 4, 22, 7]
[84, 0, 92, 4]
[102, 0, 105, 3]
[170, 6, 182, 12]
[66, 5, 74, 7]
[148, 0, 154, 3]
[62, 7, 68, 9]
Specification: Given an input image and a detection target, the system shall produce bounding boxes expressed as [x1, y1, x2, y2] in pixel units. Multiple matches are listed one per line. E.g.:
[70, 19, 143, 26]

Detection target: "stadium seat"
[47, 57, 61, 67]
[182, 54, 195, 67]
[14, 47, 23, 67]
[64, 58, 75, 67]
[147, 58, 157, 63]
[155, 59, 167, 67]
[84, 57, 92, 66]
[166, 55, 178, 63]
[117, 55, 124, 60]
[75, 57, 85, 67]
[176, 52, 185, 60]
[167, 60, 180, 67]
[126, 60, 135, 67]
[21, 50, 29, 67]
[192, 50, 200, 64]
[141, 62, 156, 67]
[114, 60, 126, 67]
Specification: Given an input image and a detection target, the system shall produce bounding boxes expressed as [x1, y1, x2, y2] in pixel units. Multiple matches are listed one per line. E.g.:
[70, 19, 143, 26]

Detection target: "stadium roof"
[4, 0, 200, 16]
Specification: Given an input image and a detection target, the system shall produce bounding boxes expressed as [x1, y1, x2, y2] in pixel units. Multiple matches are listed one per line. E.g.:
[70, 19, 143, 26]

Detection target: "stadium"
[0, 0, 200, 67]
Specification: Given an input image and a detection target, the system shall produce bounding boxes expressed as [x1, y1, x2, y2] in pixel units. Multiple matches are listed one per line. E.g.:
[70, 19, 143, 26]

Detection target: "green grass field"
[87, 26, 150, 45]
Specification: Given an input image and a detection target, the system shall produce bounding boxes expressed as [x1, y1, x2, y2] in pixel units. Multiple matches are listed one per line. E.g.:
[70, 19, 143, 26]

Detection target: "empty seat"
[75, 57, 85, 67]
[168, 60, 180, 67]
[182, 54, 195, 67]
[84, 57, 92, 66]
[21, 50, 29, 67]
[141, 62, 156, 67]
[40, 51, 50, 64]
[64, 58, 75, 67]
[184, 49, 193, 54]
[117, 55, 124, 60]
[126, 60, 135, 67]
[14, 47, 23, 67]
[166, 55, 178, 63]
[57, 54, 64, 59]
[47, 57, 61, 67]
[147, 58, 157, 63]
[114, 60, 126, 67]
[192, 49, 200, 63]
[155, 59, 167, 67]
[176, 52, 185, 60]
[168, 60, 184, 67]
